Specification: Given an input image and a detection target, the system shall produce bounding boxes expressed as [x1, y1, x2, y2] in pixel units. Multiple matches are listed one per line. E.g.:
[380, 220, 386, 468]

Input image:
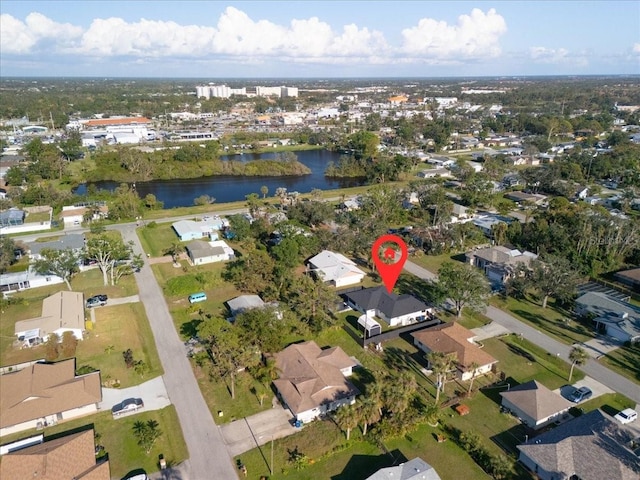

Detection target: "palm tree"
[164, 241, 182, 263]
[359, 397, 381, 436]
[384, 371, 417, 414]
[334, 404, 359, 440]
[568, 346, 588, 382]
[427, 351, 455, 404]
[467, 361, 480, 396]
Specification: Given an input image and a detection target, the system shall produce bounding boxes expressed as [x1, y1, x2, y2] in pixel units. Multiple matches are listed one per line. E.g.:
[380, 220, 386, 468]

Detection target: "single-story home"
[307, 250, 366, 288]
[226, 294, 281, 321]
[412, 322, 498, 381]
[504, 191, 547, 205]
[365, 457, 442, 480]
[0, 269, 64, 293]
[517, 410, 638, 480]
[0, 359, 102, 436]
[500, 380, 573, 430]
[172, 217, 229, 241]
[574, 291, 640, 343]
[417, 168, 452, 179]
[273, 341, 360, 423]
[27, 234, 85, 260]
[185, 240, 234, 265]
[14, 291, 86, 347]
[466, 245, 538, 286]
[344, 286, 433, 327]
[59, 205, 108, 225]
[0, 429, 110, 479]
[472, 215, 512, 237]
[614, 267, 640, 291]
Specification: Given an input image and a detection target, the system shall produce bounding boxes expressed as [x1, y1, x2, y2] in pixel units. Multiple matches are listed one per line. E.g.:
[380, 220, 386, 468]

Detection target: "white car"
[614, 408, 638, 425]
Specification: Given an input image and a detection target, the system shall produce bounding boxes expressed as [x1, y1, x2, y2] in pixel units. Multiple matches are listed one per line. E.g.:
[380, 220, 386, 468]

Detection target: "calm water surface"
[75, 149, 365, 208]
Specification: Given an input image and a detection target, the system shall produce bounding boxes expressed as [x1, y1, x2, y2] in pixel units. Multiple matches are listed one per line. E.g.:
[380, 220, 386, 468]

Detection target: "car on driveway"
[569, 386, 593, 403]
[614, 408, 638, 425]
[112, 398, 144, 416]
[86, 296, 106, 308]
[95, 294, 108, 302]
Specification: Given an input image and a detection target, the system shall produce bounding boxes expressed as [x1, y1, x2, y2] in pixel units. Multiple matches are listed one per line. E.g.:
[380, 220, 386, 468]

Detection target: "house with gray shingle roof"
[517, 409, 639, 480]
[27, 234, 85, 260]
[344, 286, 433, 327]
[365, 457, 442, 480]
[500, 380, 573, 430]
[575, 292, 640, 343]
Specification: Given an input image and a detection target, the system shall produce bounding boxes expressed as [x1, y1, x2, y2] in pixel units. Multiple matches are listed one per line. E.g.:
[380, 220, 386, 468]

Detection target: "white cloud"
[400, 8, 507, 60]
[529, 46, 588, 67]
[0, 13, 82, 54]
[2, 7, 509, 66]
[633, 43, 640, 54]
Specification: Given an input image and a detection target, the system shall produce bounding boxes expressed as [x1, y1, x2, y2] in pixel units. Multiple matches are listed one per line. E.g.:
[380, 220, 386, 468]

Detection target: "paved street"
[404, 259, 640, 405]
[119, 226, 238, 480]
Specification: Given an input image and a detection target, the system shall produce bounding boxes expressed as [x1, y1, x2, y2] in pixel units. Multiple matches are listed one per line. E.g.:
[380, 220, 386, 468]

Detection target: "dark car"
[112, 397, 144, 416]
[95, 294, 108, 302]
[569, 386, 593, 403]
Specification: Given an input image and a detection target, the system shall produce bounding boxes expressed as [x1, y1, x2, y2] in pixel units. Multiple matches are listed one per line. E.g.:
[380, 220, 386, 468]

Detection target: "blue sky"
[1, 1, 638, 77]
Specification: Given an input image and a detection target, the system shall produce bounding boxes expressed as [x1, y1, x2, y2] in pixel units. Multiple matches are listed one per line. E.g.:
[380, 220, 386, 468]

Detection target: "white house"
[14, 291, 86, 347]
[307, 250, 365, 288]
[172, 217, 229, 241]
[185, 240, 234, 265]
[574, 292, 640, 343]
[60, 205, 108, 225]
[366, 458, 442, 480]
[344, 286, 433, 327]
[0, 359, 102, 437]
[0, 269, 64, 294]
[273, 341, 359, 423]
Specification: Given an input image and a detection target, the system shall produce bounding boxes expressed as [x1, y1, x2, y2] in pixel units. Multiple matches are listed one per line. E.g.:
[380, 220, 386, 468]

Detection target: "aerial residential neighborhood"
[1, 2, 640, 480]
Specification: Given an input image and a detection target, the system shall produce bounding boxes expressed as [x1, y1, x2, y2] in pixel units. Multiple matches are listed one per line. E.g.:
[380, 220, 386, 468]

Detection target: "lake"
[74, 149, 365, 208]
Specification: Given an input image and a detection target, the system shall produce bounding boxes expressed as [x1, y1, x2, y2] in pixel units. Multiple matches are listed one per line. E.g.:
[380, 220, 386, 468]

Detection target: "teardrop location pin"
[372, 234, 408, 293]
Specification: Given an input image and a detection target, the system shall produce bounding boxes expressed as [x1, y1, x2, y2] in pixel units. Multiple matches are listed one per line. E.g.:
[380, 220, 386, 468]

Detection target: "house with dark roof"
[575, 291, 640, 343]
[273, 341, 359, 423]
[517, 410, 640, 480]
[0, 429, 110, 479]
[412, 322, 498, 381]
[500, 380, 573, 430]
[365, 457, 442, 480]
[0, 359, 102, 437]
[615, 267, 640, 291]
[344, 286, 433, 327]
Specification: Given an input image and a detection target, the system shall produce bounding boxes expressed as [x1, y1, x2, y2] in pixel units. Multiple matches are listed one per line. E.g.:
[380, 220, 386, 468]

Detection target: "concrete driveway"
[579, 336, 625, 359]
[98, 375, 171, 416]
[221, 403, 298, 457]
[471, 322, 511, 341]
[554, 375, 613, 403]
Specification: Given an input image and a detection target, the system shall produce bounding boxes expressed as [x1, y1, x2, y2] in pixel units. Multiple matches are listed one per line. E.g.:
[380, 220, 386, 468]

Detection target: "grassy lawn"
[0, 407, 187, 479]
[1, 269, 139, 367]
[138, 223, 182, 257]
[442, 310, 492, 330]
[490, 295, 594, 345]
[409, 251, 467, 273]
[77, 303, 164, 388]
[482, 335, 583, 390]
[235, 417, 495, 480]
[25, 211, 51, 223]
[577, 392, 635, 417]
[598, 342, 640, 384]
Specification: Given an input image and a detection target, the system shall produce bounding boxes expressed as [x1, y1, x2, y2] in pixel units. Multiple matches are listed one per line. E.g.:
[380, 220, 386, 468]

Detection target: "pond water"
[74, 149, 365, 208]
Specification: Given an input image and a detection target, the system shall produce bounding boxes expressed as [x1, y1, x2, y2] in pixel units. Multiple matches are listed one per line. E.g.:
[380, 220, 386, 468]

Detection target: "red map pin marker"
[372, 234, 408, 293]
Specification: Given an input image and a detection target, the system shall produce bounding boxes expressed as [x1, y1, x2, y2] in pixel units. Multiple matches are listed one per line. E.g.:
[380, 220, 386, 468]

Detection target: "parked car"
[95, 294, 108, 302]
[86, 296, 106, 308]
[569, 386, 593, 403]
[112, 398, 144, 416]
[614, 408, 638, 425]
